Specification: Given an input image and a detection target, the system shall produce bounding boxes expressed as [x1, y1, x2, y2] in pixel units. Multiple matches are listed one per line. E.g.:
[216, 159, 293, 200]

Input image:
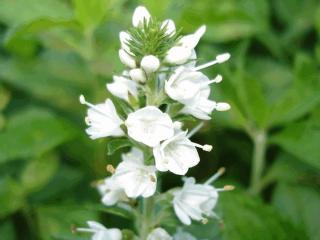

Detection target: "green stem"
[140, 196, 155, 239]
[249, 129, 267, 195]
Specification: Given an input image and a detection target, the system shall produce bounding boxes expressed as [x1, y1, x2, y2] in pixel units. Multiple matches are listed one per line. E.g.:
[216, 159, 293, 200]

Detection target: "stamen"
[187, 122, 204, 138]
[199, 75, 223, 89]
[215, 102, 231, 111]
[205, 167, 225, 185]
[193, 53, 231, 71]
[85, 117, 91, 125]
[79, 94, 111, 118]
[75, 227, 95, 233]
[216, 185, 235, 192]
[191, 142, 213, 152]
[201, 218, 208, 224]
[106, 164, 115, 174]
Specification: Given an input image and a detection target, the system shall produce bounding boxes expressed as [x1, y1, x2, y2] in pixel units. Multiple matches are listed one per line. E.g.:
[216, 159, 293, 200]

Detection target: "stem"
[249, 129, 267, 195]
[139, 196, 155, 239]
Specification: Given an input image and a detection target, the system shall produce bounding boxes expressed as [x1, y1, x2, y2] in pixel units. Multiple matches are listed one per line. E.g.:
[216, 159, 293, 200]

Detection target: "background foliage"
[0, 0, 319, 239]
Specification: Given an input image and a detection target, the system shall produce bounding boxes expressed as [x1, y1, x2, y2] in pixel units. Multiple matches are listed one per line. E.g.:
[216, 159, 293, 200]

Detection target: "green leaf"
[72, 0, 110, 32]
[267, 55, 320, 127]
[106, 138, 132, 156]
[36, 204, 98, 240]
[0, 51, 92, 111]
[270, 109, 320, 169]
[272, 183, 320, 240]
[179, 0, 270, 42]
[0, 0, 72, 26]
[0, 219, 16, 240]
[21, 153, 59, 194]
[0, 177, 25, 218]
[0, 107, 76, 163]
[87, 204, 134, 220]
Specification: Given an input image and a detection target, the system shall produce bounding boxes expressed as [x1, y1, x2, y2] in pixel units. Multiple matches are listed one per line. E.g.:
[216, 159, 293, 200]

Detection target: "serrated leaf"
[106, 138, 132, 156]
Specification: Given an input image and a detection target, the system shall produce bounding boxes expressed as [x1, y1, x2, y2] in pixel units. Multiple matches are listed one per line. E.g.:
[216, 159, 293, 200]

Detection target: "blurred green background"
[0, 0, 319, 239]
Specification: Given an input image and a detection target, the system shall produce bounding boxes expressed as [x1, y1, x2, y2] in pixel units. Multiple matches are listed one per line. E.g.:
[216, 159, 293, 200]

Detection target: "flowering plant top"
[77, 5, 233, 240]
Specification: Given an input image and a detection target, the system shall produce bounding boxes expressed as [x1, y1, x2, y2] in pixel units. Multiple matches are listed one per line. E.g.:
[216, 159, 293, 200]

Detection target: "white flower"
[129, 68, 146, 83]
[132, 6, 151, 27]
[76, 221, 122, 240]
[172, 169, 233, 225]
[113, 148, 157, 198]
[164, 25, 206, 65]
[79, 95, 124, 139]
[161, 19, 176, 36]
[153, 131, 212, 175]
[106, 75, 138, 102]
[141, 55, 160, 73]
[97, 177, 127, 206]
[165, 67, 210, 102]
[125, 106, 174, 147]
[119, 49, 136, 68]
[147, 228, 172, 240]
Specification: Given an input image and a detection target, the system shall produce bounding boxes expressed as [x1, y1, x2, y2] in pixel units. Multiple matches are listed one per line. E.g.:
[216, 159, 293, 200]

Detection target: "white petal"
[161, 19, 176, 36]
[119, 49, 136, 68]
[132, 6, 151, 27]
[173, 199, 192, 225]
[119, 31, 133, 54]
[106, 75, 138, 102]
[179, 25, 206, 49]
[129, 68, 146, 83]
[87, 221, 106, 231]
[165, 46, 192, 65]
[141, 55, 160, 73]
[125, 106, 174, 147]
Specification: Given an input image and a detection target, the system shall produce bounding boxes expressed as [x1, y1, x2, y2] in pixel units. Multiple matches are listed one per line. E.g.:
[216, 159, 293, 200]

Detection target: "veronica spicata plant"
[77, 6, 233, 240]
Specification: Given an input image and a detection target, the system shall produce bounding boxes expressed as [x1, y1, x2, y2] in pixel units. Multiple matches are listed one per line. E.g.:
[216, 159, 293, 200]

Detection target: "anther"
[106, 164, 115, 174]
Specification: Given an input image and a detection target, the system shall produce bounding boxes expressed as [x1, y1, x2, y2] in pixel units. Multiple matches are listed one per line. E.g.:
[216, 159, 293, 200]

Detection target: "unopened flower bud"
[132, 6, 151, 27]
[129, 68, 146, 83]
[141, 55, 160, 73]
[216, 53, 231, 63]
[161, 19, 176, 36]
[165, 46, 192, 65]
[119, 49, 136, 68]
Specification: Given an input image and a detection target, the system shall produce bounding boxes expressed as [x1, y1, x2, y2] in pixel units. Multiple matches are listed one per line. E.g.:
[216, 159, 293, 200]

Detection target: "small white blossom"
[129, 68, 146, 83]
[97, 177, 127, 206]
[165, 67, 210, 102]
[113, 148, 157, 198]
[141, 55, 160, 73]
[76, 221, 122, 240]
[106, 75, 138, 102]
[125, 106, 174, 147]
[147, 228, 172, 240]
[161, 19, 176, 36]
[173, 169, 232, 225]
[119, 49, 136, 68]
[153, 131, 212, 175]
[79, 95, 124, 139]
[132, 6, 151, 27]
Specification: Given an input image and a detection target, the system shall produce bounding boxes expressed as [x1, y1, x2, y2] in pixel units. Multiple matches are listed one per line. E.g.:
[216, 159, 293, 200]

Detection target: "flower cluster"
[78, 6, 232, 240]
